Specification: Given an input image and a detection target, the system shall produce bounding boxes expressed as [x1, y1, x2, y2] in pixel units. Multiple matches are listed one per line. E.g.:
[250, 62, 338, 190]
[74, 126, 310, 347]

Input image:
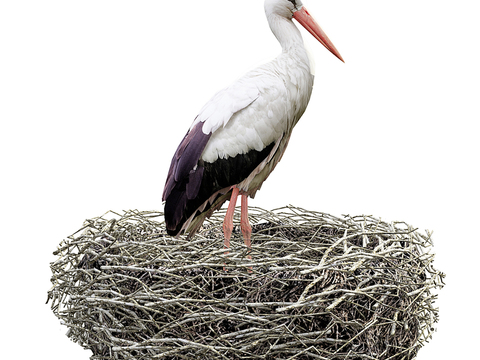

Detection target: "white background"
[1, 0, 479, 359]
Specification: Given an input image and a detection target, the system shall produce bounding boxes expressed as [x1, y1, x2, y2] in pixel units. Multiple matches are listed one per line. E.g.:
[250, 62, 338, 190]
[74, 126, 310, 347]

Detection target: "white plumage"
[195, 3, 314, 163]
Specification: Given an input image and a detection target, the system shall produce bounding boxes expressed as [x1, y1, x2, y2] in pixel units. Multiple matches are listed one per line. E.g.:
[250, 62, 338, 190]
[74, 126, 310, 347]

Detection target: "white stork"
[163, 0, 343, 251]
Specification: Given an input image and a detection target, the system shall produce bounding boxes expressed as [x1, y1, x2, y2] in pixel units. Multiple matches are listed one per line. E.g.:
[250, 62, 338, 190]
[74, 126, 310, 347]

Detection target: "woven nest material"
[48, 206, 444, 360]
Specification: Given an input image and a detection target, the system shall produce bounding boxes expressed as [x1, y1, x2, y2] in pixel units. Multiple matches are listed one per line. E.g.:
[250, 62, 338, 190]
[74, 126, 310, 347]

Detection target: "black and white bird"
[163, 0, 343, 250]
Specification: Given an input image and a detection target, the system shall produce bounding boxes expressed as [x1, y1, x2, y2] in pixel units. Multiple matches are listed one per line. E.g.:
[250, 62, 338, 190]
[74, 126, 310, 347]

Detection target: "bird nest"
[48, 206, 444, 360]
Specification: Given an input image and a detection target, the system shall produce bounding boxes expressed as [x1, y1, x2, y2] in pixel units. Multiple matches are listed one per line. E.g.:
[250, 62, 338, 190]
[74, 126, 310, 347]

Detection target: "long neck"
[267, 13, 310, 64]
[265, 12, 315, 130]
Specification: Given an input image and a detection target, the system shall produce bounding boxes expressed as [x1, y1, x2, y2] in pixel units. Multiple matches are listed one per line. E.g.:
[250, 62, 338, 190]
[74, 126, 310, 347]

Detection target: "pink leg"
[223, 187, 239, 250]
[240, 195, 252, 249]
[241, 194, 252, 270]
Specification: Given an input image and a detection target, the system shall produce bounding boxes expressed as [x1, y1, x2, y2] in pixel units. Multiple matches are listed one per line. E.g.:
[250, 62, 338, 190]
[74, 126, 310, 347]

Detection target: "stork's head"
[264, 0, 300, 19]
[265, 0, 344, 62]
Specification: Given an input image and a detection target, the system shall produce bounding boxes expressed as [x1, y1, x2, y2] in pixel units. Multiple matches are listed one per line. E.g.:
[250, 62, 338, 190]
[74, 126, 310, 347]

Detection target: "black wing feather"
[163, 122, 211, 233]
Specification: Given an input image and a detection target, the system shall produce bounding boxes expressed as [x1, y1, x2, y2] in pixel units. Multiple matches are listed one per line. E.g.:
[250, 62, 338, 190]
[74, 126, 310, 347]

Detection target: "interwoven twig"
[48, 206, 445, 359]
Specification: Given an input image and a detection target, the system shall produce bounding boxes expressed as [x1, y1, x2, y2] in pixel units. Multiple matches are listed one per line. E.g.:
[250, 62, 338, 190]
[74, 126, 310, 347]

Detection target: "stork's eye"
[288, 0, 302, 11]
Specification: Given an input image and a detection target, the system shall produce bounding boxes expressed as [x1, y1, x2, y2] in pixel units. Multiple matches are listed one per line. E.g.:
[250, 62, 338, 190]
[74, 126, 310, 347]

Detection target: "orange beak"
[293, 6, 344, 63]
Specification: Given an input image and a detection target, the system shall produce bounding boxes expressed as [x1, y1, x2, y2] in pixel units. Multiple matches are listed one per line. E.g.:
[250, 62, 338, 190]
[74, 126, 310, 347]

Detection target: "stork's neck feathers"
[266, 11, 312, 73]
